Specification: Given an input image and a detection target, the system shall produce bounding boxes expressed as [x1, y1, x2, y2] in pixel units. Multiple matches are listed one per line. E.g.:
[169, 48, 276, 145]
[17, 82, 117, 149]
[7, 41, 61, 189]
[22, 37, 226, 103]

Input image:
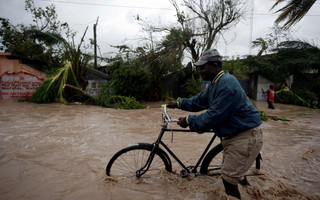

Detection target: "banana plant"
[29, 27, 92, 103]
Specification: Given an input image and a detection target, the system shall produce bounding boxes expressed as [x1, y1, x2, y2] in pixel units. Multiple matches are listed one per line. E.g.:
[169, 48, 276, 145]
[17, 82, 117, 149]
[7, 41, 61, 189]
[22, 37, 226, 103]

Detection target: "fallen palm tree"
[28, 27, 92, 104]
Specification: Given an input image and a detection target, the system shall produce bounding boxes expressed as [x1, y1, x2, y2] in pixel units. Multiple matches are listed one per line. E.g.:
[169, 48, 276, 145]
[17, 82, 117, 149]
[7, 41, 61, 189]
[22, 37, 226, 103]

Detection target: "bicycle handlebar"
[162, 105, 179, 123]
[162, 105, 215, 133]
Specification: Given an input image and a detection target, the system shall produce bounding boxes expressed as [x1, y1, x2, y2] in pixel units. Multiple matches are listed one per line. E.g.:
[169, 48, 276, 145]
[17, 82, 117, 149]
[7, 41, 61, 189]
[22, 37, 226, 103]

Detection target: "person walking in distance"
[167, 49, 263, 199]
[262, 85, 279, 109]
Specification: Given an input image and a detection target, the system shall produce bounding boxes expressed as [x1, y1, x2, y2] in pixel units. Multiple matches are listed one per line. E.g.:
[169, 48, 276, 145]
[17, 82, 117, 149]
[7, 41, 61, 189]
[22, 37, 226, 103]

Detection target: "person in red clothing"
[262, 85, 280, 109]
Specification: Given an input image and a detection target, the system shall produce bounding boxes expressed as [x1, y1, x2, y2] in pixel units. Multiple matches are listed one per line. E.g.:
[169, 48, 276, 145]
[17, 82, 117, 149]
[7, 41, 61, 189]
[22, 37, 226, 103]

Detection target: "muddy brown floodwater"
[0, 100, 319, 200]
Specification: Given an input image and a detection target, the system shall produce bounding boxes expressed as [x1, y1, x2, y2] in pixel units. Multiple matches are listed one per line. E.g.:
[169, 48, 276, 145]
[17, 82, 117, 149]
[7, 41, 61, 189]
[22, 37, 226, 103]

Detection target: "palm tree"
[252, 38, 268, 56]
[29, 27, 93, 103]
[271, 0, 317, 30]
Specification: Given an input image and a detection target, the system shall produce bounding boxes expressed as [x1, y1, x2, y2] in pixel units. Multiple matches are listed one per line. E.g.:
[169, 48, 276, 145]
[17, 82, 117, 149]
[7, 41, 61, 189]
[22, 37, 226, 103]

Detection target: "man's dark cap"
[194, 49, 222, 66]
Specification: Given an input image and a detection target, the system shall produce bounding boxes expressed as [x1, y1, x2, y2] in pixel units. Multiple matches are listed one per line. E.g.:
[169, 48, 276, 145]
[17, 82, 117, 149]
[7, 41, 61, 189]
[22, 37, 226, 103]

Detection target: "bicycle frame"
[136, 105, 219, 178]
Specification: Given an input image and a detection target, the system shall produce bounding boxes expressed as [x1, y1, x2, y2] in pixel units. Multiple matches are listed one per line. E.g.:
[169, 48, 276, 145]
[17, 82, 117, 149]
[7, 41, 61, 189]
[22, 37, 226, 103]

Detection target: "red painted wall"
[0, 53, 46, 99]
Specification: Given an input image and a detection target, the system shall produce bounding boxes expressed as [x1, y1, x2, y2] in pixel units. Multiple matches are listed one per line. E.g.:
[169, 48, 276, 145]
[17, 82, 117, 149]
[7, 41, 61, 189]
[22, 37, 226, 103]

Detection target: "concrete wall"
[84, 68, 110, 96]
[85, 80, 106, 96]
[256, 75, 273, 101]
[0, 53, 46, 99]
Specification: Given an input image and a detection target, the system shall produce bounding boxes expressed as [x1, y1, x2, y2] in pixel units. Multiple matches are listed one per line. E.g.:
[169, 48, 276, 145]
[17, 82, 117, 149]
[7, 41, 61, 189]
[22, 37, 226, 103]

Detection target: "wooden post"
[93, 17, 99, 69]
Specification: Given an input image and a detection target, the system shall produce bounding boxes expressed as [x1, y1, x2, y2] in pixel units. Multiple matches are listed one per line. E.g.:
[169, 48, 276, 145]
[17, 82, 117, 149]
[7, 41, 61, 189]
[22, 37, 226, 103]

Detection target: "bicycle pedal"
[180, 169, 189, 178]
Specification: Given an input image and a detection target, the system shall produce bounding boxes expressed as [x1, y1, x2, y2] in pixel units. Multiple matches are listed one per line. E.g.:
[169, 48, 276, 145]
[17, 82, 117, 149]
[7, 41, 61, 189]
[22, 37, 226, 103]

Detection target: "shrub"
[294, 90, 318, 108]
[111, 62, 150, 101]
[110, 95, 146, 109]
[181, 76, 203, 98]
[95, 82, 146, 109]
[258, 110, 269, 121]
[277, 90, 312, 108]
[94, 81, 116, 108]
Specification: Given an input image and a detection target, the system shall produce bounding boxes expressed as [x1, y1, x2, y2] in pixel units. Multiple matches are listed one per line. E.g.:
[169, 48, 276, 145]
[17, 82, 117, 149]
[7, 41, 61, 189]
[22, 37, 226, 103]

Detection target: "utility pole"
[93, 17, 99, 69]
[249, 0, 254, 55]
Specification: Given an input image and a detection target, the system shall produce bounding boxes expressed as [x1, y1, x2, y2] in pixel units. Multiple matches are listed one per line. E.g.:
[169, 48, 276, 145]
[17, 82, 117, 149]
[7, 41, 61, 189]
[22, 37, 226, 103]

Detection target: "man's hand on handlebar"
[166, 101, 178, 109]
[165, 102, 188, 128]
[178, 117, 189, 128]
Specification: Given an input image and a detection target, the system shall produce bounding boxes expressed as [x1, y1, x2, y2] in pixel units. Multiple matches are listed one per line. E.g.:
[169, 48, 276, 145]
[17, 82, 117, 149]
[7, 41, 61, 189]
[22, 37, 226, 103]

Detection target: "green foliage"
[258, 110, 269, 121]
[108, 44, 184, 101]
[27, 25, 92, 104]
[24, 0, 67, 33]
[63, 27, 91, 89]
[252, 38, 268, 56]
[251, 25, 293, 56]
[111, 60, 151, 101]
[109, 95, 146, 109]
[161, 28, 190, 55]
[94, 81, 116, 108]
[107, 0, 246, 101]
[295, 90, 318, 108]
[271, 0, 316, 30]
[245, 54, 288, 84]
[0, 19, 63, 72]
[94, 81, 146, 109]
[275, 41, 320, 76]
[276, 90, 316, 108]
[223, 58, 249, 81]
[28, 75, 58, 103]
[245, 41, 320, 96]
[28, 62, 81, 103]
[181, 76, 203, 98]
[0, 0, 73, 73]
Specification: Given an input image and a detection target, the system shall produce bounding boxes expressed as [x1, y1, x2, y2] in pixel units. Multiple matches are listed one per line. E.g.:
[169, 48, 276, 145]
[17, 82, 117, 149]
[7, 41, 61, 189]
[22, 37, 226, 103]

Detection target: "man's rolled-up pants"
[221, 126, 263, 185]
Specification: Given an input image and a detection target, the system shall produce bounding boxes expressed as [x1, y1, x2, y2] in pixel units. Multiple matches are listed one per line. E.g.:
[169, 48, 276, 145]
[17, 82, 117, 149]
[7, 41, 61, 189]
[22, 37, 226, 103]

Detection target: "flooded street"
[0, 100, 319, 200]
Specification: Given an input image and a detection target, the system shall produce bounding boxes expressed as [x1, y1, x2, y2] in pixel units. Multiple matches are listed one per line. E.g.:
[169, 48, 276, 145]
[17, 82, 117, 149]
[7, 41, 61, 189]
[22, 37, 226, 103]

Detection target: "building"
[249, 69, 293, 101]
[85, 67, 110, 96]
[0, 53, 47, 100]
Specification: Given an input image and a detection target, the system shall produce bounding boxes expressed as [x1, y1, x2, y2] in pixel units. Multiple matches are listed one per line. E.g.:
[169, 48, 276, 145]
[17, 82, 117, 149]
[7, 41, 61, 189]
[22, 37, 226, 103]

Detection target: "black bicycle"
[106, 105, 262, 178]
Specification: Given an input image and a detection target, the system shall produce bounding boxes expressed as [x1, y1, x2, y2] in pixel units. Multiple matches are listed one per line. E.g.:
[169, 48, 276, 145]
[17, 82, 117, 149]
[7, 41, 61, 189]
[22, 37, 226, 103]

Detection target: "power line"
[267, 0, 320, 5]
[41, 0, 320, 16]
[41, 0, 174, 11]
[248, 13, 320, 17]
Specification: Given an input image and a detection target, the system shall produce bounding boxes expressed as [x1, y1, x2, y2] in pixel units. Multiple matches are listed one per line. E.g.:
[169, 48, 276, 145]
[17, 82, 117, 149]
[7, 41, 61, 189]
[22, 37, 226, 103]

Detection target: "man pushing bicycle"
[167, 49, 263, 199]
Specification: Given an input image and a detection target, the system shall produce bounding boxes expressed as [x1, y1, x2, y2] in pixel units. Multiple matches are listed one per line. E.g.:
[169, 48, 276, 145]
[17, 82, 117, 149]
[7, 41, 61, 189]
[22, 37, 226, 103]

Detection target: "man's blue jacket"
[179, 71, 262, 137]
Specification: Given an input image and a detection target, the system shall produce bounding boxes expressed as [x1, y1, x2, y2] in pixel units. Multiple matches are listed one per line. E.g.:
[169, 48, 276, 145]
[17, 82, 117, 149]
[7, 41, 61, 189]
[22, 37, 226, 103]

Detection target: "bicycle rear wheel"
[106, 144, 172, 178]
[200, 143, 223, 176]
[200, 144, 262, 175]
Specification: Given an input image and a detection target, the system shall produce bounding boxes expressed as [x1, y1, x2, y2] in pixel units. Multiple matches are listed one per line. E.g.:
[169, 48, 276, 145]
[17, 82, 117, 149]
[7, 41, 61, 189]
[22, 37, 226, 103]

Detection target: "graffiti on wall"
[0, 71, 44, 99]
[85, 80, 106, 96]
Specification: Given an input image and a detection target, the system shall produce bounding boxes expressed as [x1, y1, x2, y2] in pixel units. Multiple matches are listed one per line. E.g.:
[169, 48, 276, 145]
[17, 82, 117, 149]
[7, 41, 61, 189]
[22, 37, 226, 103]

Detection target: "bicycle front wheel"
[106, 144, 172, 178]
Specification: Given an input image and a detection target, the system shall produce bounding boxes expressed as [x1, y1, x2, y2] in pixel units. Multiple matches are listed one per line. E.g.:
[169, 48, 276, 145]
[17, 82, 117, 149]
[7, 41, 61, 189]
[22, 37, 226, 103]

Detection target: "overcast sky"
[1, 0, 320, 62]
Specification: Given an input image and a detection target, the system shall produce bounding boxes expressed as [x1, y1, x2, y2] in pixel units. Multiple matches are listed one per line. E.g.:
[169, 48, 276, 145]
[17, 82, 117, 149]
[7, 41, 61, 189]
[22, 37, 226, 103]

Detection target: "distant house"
[85, 68, 110, 96]
[249, 69, 293, 101]
[0, 52, 47, 100]
[249, 72, 273, 101]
